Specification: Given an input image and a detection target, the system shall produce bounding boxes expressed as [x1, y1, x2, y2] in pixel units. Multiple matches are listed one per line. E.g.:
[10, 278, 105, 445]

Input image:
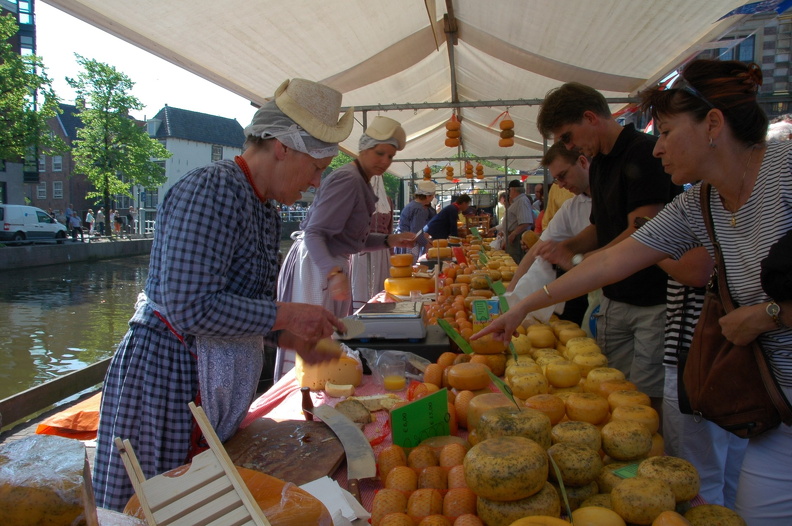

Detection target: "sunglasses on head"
[671, 75, 715, 109]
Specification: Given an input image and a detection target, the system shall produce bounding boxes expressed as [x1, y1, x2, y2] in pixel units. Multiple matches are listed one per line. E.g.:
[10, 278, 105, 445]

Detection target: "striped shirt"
[664, 279, 705, 367]
[633, 140, 792, 385]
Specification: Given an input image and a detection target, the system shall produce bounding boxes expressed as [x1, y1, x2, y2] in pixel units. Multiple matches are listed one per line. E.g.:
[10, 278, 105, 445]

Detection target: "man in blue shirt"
[424, 194, 471, 239]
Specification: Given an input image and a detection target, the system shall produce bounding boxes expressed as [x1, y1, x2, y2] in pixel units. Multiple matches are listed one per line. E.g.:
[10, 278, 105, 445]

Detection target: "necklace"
[235, 155, 267, 203]
[726, 147, 755, 228]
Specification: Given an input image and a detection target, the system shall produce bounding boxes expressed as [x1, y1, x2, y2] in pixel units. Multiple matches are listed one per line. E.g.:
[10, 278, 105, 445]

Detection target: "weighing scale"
[345, 301, 428, 341]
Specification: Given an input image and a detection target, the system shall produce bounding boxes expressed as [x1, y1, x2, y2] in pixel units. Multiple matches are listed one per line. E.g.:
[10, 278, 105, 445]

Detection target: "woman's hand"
[273, 302, 344, 340]
[470, 308, 525, 343]
[388, 232, 418, 248]
[720, 304, 771, 345]
[277, 331, 342, 364]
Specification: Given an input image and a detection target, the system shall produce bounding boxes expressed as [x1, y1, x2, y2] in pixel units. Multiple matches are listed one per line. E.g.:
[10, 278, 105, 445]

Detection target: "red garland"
[235, 155, 267, 203]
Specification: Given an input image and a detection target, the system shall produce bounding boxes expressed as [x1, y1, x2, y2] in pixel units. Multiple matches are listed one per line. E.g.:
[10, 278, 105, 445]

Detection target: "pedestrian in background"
[85, 209, 95, 235]
[69, 212, 84, 242]
[96, 208, 105, 235]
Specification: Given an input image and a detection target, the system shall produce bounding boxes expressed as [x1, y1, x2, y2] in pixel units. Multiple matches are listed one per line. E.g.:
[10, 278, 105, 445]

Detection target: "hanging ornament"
[423, 165, 432, 180]
[499, 111, 515, 148]
[445, 114, 461, 147]
[445, 165, 454, 181]
[475, 163, 485, 180]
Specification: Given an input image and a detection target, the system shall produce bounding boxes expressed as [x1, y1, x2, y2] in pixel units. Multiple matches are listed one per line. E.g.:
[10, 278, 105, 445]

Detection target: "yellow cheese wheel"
[427, 247, 453, 259]
[389, 266, 413, 278]
[547, 442, 603, 487]
[478, 483, 561, 525]
[558, 327, 587, 344]
[611, 477, 675, 525]
[573, 353, 609, 377]
[447, 362, 491, 391]
[684, 504, 746, 526]
[477, 407, 552, 448]
[545, 360, 582, 388]
[584, 367, 626, 394]
[571, 506, 626, 526]
[470, 352, 507, 376]
[467, 393, 514, 431]
[390, 254, 415, 267]
[527, 328, 556, 348]
[524, 394, 567, 425]
[432, 239, 449, 248]
[464, 437, 548, 502]
[508, 371, 550, 399]
[550, 420, 602, 452]
[611, 404, 660, 435]
[384, 277, 435, 295]
[600, 420, 653, 461]
[607, 390, 651, 412]
[595, 461, 632, 494]
[549, 480, 598, 512]
[637, 456, 700, 503]
[593, 379, 637, 401]
[565, 392, 610, 425]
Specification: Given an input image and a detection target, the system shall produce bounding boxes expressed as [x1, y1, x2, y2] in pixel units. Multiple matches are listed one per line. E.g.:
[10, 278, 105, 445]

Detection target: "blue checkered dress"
[92, 159, 281, 511]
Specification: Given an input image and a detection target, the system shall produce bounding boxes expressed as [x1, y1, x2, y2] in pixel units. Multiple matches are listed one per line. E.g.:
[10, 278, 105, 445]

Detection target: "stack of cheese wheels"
[427, 238, 453, 259]
[384, 254, 435, 296]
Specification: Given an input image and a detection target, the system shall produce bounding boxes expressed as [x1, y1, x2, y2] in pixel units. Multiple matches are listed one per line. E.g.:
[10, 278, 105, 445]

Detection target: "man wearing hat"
[93, 78, 353, 511]
[501, 179, 535, 263]
[396, 179, 437, 262]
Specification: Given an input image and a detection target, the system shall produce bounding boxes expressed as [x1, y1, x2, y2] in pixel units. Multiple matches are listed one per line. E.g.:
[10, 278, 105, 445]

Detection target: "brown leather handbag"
[681, 183, 792, 438]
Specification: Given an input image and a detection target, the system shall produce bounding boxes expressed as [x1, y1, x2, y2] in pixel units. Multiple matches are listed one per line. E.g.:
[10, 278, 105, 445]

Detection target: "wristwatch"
[766, 301, 785, 329]
[571, 254, 584, 267]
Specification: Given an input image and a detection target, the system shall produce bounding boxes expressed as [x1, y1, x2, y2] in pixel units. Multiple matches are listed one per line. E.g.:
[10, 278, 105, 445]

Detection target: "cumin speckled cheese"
[550, 420, 602, 452]
[600, 420, 653, 461]
[549, 480, 598, 511]
[684, 504, 746, 526]
[611, 477, 675, 525]
[476, 482, 560, 526]
[463, 436, 548, 501]
[546, 442, 603, 487]
[477, 407, 552, 448]
[637, 456, 700, 503]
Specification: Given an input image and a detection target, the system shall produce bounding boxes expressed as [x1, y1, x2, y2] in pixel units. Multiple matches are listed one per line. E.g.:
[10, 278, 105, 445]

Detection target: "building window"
[39, 155, 46, 172]
[52, 156, 63, 172]
[716, 34, 756, 62]
[212, 144, 223, 161]
[53, 181, 63, 199]
[37, 182, 46, 199]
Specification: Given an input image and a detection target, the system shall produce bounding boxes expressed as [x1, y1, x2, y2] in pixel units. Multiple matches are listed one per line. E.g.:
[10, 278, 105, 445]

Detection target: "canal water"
[0, 255, 150, 401]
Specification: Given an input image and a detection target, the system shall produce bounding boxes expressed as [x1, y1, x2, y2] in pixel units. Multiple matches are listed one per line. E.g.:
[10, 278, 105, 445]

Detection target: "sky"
[34, 2, 258, 126]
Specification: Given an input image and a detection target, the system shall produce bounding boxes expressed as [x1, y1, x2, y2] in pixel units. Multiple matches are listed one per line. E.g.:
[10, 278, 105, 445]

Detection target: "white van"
[0, 204, 69, 244]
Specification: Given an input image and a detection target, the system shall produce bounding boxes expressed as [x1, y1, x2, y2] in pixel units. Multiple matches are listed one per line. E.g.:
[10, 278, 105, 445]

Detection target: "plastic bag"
[357, 348, 430, 387]
[505, 256, 557, 323]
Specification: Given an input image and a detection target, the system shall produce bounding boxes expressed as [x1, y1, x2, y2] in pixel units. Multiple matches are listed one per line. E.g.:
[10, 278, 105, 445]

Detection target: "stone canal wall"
[0, 238, 153, 271]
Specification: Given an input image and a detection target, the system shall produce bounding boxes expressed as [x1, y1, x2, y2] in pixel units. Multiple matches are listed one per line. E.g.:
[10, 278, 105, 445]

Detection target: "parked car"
[0, 204, 68, 244]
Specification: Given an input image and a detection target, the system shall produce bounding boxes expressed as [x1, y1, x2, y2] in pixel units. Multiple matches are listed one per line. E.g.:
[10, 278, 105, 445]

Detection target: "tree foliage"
[324, 150, 401, 205]
[67, 55, 170, 235]
[0, 14, 66, 161]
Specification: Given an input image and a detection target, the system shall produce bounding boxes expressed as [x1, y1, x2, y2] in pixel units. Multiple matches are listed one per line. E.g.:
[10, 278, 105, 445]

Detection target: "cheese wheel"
[571, 506, 626, 526]
[527, 328, 556, 348]
[637, 456, 700, 503]
[470, 352, 507, 376]
[384, 277, 435, 295]
[389, 266, 413, 278]
[477, 483, 561, 526]
[594, 379, 637, 400]
[506, 363, 543, 381]
[547, 442, 603, 487]
[600, 420, 653, 461]
[611, 477, 675, 525]
[469, 333, 507, 354]
[466, 393, 514, 431]
[427, 247, 453, 259]
[584, 367, 626, 394]
[607, 389, 651, 412]
[565, 392, 610, 425]
[447, 362, 491, 391]
[684, 504, 746, 526]
[611, 404, 660, 435]
[295, 351, 363, 391]
[550, 420, 601, 452]
[391, 254, 415, 267]
[524, 394, 566, 425]
[464, 436, 548, 501]
[432, 239, 449, 248]
[595, 462, 632, 494]
[545, 360, 582, 388]
[508, 371, 550, 399]
[558, 327, 587, 344]
[549, 480, 598, 512]
[478, 407, 552, 448]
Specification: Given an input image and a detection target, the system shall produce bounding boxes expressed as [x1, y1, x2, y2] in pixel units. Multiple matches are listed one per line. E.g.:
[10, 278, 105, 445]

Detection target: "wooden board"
[224, 418, 345, 486]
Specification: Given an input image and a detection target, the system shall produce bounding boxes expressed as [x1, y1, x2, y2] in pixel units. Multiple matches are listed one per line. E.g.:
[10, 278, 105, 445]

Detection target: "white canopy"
[43, 0, 752, 178]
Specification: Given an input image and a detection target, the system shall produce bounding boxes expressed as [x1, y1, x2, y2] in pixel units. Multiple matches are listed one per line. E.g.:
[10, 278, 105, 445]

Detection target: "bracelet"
[384, 235, 391, 248]
[542, 285, 552, 298]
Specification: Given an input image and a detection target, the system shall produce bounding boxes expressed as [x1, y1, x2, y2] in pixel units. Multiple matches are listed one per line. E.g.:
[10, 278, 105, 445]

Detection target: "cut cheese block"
[295, 352, 363, 391]
[384, 277, 435, 296]
[324, 382, 355, 397]
[0, 434, 98, 526]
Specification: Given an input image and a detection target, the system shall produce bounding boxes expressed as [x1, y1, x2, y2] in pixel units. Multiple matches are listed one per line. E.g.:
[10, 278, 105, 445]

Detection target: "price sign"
[390, 389, 450, 448]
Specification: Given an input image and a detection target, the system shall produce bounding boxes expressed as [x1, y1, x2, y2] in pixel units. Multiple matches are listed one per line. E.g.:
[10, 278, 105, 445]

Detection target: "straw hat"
[274, 78, 354, 143]
[364, 116, 406, 151]
[416, 180, 436, 195]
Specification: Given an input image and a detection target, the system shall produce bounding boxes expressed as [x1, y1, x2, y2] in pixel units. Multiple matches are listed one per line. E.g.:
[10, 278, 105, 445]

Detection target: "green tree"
[325, 151, 401, 205]
[0, 15, 66, 161]
[67, 54, 170, 237]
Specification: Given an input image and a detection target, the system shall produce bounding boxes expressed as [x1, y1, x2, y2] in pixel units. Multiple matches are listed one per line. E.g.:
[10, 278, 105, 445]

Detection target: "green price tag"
[479, 251, 489, 265]
[549, 453, 574, 520]
[498, 294, 510, 313]
[472, 300, 491, 323]
[487, 371, 520, 409]
[508, 341, 518, 363]
[613, 463, 640, 479]
[470, 227, 482, 239]
[437, 318, 474, 354]
[491, 280, 506, 296]
[390, 389, 450, 448]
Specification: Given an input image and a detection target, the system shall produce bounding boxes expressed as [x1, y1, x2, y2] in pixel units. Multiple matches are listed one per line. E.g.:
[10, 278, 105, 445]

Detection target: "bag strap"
[700, 183, 792, 423]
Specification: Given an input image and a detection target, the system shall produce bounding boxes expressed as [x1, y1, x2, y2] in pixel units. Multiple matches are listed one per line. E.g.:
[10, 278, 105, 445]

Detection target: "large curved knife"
[301, 388, 376, 503]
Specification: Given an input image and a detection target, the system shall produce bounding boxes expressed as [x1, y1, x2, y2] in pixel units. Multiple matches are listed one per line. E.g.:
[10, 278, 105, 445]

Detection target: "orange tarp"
[35, 392, 101, 440]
